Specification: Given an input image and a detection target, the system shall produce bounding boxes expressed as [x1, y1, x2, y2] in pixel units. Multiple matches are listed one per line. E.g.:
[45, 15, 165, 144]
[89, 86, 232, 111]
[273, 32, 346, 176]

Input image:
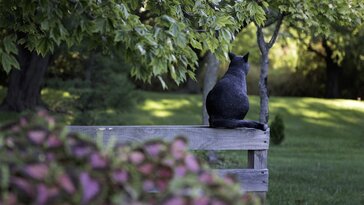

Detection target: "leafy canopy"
[0, 0, 264, 86]
[0, 0, 363, 86]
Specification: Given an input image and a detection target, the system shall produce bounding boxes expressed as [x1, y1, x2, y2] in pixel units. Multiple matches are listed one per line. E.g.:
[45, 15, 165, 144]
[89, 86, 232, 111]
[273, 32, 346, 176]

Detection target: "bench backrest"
[69, 126, 269, 193]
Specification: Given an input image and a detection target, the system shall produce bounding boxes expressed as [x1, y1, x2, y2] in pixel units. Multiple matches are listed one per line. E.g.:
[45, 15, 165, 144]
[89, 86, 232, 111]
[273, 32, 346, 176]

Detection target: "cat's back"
[206, 74, 249, 119]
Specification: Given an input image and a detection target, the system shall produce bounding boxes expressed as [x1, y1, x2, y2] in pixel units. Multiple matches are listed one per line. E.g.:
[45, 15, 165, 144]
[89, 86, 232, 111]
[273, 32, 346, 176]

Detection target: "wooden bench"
[69, 125, 269, 201]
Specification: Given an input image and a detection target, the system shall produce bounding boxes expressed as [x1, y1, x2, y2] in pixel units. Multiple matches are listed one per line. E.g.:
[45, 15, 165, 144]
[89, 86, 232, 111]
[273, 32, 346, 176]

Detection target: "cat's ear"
[243, 52, 249, 62]
[228, 52, 236, 60]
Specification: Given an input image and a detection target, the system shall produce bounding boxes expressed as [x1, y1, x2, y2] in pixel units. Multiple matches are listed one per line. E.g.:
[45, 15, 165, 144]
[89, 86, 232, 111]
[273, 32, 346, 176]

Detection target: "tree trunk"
[258, 52, 269, 124]
[325, 59, 341, 98]
[257, 27, 270, 124]
[322, 39, 341, 98]
[202, 51, 219, 125]
[0, 45, 51, 112]
[256, 14, 283, 124]
[84, 53, 96, 83]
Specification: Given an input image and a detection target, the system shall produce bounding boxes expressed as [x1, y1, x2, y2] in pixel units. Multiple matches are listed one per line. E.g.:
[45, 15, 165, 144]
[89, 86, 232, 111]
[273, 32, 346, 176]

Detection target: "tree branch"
[267, 14, 284, 48]
[263, 9, 280, 27]
[256, 25, 268, 55]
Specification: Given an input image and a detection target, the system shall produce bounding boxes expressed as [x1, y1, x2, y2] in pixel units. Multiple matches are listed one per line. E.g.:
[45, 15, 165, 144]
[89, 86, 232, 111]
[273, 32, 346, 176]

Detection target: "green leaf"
[221, 29, 232, 42]
[162, 15, 176, 24]
[40, 20, 49, 30]
[170, 65, 177, 80]
[216, 16, 234, 29]
[187, 70, 196, 81]
[35, 38, 49, 56]
[205, 37, 219, 52]
[58, 24, 69, 38]
[118, 3, 129, 19]
[169, 24, 179, 37]
[114, 31, 124, 42]
[136, 44, 146, 55]
[3, 35, 18, 54]
[261, 1, 269, 8]
[190, 38, 202, 49]
[1, 53, 20, 73]
[157, 76, 168, 89]
[94, 19, 105, 33]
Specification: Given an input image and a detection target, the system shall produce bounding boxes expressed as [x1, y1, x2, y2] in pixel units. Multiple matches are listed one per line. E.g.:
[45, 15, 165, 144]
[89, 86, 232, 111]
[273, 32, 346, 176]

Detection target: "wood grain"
[68, 126, 270, 150]
[216, 169, 268, 192]
[248, 150, 268, 169]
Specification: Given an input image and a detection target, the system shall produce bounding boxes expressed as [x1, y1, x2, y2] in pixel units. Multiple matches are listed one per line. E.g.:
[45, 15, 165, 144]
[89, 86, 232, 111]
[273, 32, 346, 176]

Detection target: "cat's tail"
[209, 118, 268, 131]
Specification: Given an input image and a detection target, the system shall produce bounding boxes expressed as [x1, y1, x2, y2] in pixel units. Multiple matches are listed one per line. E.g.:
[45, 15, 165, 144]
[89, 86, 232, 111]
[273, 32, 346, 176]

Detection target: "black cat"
[206, 52, 267, 131]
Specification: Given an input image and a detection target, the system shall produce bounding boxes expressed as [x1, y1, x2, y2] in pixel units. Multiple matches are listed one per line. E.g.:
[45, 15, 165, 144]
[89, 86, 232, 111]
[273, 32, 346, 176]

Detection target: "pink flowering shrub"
[0, 111, 259, 205]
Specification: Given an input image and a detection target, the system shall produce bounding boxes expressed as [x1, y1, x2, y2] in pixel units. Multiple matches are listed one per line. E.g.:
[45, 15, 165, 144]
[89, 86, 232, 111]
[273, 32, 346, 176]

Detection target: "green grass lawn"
[1, 87, 364, 204]
[125, 92, 364, 205]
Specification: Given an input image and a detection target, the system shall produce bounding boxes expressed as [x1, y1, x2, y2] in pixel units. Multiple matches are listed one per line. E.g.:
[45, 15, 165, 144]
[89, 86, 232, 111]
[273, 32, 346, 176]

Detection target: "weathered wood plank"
[216, 169, 268, 192]
[248, 150, 268, 169]
[68, 126, 270, 150]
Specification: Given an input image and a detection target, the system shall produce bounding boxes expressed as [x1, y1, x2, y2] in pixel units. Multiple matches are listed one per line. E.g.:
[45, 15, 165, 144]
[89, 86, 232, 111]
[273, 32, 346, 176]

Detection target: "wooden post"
[248, 150, 268, 204]
[248, 130, 269, 204]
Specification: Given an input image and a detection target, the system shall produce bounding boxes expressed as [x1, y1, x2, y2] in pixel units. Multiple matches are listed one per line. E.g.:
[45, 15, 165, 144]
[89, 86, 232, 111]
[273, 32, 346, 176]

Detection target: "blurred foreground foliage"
[0, 111, 259, 205]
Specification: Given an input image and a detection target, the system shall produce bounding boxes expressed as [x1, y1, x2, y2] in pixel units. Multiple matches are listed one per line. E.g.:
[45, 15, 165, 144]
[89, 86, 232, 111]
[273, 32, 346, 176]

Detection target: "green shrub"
[46, 52, 141, 125]
[0, 111, 259, 205]
[270, 114, 285, 145]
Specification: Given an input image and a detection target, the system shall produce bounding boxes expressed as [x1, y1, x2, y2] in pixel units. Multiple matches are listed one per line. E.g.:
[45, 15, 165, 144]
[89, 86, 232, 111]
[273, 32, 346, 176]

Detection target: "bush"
[45, 51, 140, 125]
[270, 114, 285, 145]
[0, 111, 259, 205]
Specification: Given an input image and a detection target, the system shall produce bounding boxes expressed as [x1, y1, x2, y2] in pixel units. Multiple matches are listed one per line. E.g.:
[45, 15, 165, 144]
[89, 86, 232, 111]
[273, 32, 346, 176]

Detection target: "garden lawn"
[0, 87, 364, 204]
[128, 92, 364, 205]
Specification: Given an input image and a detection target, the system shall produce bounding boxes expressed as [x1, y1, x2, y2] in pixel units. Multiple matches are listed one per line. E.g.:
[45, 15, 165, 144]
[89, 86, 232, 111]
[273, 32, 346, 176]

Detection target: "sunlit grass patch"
[141, 99, 192, 110]
[120, 91, 203, 125]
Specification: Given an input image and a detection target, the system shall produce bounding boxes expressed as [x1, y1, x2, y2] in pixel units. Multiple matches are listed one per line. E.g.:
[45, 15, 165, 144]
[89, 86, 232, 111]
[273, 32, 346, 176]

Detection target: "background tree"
[0, 0, 263, 112]
[202, 51, 219, 125]
[250, 0, 364, 123]
[288, 23, 364, 98]
[341, 25, 364, 98]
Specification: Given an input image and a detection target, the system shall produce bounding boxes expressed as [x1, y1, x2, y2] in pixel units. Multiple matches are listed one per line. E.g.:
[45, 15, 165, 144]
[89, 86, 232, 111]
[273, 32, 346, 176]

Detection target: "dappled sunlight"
[300, 110, 331, 120]
[41, 88, 73, 99]
[152, 110, 173, 117]
[62, 91, 71, 98]
[303, 118, 340, 128]
[300, 98, 364, 112]
[267, 97, 364, 138]
[106, 109, 116, 114]
[325, 99, 364, 112]
[141, 99, 192, 111]
[139, 98, 199, 119]
[117, 92, 205, 124]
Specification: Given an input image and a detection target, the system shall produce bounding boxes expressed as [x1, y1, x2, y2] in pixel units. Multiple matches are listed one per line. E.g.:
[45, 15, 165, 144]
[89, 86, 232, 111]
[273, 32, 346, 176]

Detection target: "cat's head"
[228, 52, 250, 74]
